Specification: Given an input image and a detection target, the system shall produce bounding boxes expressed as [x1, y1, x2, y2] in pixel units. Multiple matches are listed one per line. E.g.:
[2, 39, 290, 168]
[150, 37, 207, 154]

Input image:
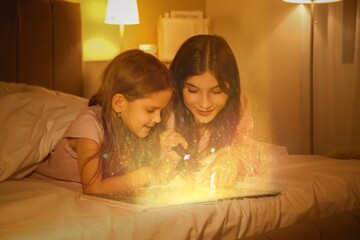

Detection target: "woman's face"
[119, 89, 172, 138]
[183, 71, 228, 125]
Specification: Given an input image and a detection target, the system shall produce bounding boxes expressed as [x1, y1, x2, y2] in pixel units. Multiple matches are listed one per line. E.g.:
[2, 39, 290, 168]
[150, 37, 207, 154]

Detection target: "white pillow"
[0, 81, 51, 95]
[0, 81, 88, 182]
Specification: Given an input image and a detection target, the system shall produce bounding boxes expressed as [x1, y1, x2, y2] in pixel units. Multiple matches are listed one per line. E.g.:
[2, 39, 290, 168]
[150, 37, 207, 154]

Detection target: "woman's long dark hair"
[169, 35, 241, 159]
[87, 49, 174, 181]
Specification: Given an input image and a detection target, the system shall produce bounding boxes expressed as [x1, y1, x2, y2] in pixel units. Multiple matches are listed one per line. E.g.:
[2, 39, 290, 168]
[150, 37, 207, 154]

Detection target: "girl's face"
[183, 71, 228, 125]
[118, 89, 173, 138]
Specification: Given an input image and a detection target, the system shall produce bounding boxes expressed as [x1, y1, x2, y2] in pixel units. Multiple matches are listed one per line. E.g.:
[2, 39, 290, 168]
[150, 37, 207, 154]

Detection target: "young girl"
[35, 49, 187, 195]
[163, 35, 285, 188]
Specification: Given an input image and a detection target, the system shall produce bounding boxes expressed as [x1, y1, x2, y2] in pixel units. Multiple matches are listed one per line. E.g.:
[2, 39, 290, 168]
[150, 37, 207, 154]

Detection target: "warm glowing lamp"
[283, 0, 341, 154]
[283, 0, 340, 3]
[104, 0, 140, 52]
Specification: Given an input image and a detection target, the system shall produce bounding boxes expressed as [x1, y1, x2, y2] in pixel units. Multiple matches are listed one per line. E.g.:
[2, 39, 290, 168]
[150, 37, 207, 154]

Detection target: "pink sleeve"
[34, 106, 104, 183]
[63, 106, 104, 145]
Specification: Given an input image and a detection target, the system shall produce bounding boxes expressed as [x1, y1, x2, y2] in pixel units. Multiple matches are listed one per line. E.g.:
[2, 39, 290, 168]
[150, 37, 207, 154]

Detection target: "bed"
[0, 0, 360, 239]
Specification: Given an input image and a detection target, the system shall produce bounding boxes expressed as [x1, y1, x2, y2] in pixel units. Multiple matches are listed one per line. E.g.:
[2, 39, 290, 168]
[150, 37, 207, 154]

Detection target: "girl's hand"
[159, 129, 188, 161]
[198, 150, 238, 188]
[156, 129, 189, 183]
[198, 145, 262, 188]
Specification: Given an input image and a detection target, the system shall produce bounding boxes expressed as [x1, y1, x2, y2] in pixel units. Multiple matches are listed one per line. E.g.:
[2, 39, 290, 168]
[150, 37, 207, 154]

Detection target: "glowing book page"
[80, 186, 280, 211]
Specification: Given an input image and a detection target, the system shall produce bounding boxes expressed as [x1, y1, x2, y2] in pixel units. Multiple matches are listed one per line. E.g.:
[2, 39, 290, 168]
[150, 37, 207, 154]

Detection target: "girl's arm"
[76, 138, 158, 194]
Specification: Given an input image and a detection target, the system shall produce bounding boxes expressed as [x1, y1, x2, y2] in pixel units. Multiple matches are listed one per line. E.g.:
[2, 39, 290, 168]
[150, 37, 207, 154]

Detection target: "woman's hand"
[159, 129, 188, 161]
[198, 148, 238, 188]
[197, 145, 261, 188]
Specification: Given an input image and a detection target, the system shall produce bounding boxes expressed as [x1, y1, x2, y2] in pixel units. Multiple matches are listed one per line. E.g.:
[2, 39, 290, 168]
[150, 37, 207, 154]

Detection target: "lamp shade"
[104, 0, 139, 25]
[283, 0, 341, 3]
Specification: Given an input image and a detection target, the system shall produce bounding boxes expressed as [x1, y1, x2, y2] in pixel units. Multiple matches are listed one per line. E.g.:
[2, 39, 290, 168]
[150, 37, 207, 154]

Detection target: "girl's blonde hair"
[88, 49, 174, 179]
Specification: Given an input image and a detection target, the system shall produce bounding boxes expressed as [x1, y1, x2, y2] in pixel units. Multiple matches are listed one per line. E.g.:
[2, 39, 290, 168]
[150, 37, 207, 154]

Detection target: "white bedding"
[0, 81, 87, 181]
[0, 82, 359, 239]
[0, 155, 359, 239]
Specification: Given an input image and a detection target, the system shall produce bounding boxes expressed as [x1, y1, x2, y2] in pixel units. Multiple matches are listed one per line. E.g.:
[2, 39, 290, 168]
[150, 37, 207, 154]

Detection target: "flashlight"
[173, 145, 191, 161]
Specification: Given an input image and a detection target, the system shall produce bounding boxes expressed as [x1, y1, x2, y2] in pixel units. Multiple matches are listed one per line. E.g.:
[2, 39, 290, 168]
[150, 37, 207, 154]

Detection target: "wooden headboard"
[0, 0, 83, 96]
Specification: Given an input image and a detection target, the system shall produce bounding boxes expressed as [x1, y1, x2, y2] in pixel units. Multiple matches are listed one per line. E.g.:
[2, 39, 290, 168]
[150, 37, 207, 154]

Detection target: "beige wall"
[207, 1, 358, 155]
[81, 0, 205, 97]
[206, 0, 311, 154]
[81, 0, 358, 155]
[80, 0, 314, 154]
[81, 0, 205, 61]
[80, 0, 309, 153]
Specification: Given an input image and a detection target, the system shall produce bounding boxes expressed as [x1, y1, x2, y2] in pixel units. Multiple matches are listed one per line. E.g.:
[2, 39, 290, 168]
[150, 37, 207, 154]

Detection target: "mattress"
[1, 154, 359, 239]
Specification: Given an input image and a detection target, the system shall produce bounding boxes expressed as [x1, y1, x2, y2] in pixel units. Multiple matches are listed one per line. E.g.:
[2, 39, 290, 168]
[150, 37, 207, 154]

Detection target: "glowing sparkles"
[133, 186, 220, 207]
[210, 147, 216, 154]
[210, 172, 216, 190]
[102, 153, 108, 159]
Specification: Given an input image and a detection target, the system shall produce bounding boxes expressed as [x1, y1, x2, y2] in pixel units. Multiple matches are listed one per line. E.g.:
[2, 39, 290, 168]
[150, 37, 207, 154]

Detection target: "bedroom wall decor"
[157, 10, 209, 62]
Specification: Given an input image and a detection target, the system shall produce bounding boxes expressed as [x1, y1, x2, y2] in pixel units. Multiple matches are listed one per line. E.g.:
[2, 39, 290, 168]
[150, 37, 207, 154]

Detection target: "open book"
[80, 185, 280, 211]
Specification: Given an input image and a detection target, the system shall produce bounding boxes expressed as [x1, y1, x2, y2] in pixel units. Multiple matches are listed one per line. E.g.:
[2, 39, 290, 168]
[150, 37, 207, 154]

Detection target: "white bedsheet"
[0, 155, 359, 239]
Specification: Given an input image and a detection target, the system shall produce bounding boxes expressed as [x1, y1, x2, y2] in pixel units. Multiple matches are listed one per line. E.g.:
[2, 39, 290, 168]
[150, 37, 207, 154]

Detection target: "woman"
[163, 35, 285, 188]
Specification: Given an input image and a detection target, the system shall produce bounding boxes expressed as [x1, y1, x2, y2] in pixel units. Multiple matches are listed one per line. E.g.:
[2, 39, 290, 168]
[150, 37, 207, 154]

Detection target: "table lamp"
[104, 0, 140, 52]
